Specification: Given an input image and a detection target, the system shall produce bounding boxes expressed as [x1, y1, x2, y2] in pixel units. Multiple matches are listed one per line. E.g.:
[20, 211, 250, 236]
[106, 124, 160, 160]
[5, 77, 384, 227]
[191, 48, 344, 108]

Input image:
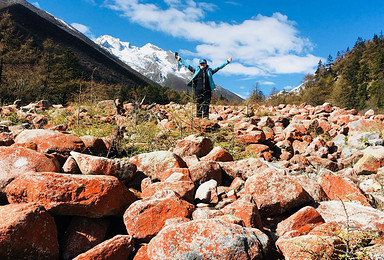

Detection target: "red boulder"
[244, 169, 310, 216]
[319, 172, 370, 206]
[0, 203, 59, 259]
[71, 151, 137, 182]
[129, 151, 186, 180]
[147, 219, 269, 260]
[124, 190, 194, 241]
[0, 146, 60, 197]
[14, 129, 85, 154]
[6, 172, 135, 218]
[73, 235, 134, 260]
[276, 206, 325, 237]
[61, 217, 110, 260]
[173, 134, 213, 158]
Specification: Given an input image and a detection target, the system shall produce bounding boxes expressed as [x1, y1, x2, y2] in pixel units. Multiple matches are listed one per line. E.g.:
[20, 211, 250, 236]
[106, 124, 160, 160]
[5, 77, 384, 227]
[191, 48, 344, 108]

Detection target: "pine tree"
[248, 83, 265, 104]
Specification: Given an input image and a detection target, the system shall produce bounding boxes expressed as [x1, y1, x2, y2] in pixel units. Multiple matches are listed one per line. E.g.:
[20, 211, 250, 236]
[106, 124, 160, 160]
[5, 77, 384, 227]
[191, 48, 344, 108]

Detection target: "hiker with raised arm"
[175, 53, 232, 119]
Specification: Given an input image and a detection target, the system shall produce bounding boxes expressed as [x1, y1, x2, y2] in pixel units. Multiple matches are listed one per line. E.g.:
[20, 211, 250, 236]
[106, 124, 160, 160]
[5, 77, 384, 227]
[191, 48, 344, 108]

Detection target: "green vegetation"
[0, 11, 188, 106]
[267, 33, 384, 111]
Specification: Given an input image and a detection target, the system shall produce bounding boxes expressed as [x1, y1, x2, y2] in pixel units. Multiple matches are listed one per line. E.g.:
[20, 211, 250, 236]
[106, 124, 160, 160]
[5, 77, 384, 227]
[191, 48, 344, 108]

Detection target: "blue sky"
[28, 0, 384, 98]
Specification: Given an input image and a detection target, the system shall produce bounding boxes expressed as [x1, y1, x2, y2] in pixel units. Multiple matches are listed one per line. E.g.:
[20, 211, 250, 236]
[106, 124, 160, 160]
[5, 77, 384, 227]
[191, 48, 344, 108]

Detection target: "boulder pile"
[0, 101, 384, 259]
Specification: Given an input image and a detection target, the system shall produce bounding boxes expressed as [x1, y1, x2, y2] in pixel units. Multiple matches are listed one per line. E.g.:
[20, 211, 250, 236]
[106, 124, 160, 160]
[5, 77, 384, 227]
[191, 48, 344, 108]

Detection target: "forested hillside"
[268, 34, 384, 111]
[0, 10, 185, 105]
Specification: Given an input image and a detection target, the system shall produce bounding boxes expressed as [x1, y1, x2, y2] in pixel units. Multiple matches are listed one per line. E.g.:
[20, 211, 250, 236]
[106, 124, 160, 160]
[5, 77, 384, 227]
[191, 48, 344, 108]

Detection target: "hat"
[199, 59, 207, 64]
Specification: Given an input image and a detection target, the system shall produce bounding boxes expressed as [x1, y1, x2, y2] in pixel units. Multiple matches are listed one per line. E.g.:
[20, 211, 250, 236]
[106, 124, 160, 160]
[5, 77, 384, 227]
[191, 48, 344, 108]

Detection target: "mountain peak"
[95, 35, 243, 102]
[95, 35, 191, 84]
[95, 35, 131, 51]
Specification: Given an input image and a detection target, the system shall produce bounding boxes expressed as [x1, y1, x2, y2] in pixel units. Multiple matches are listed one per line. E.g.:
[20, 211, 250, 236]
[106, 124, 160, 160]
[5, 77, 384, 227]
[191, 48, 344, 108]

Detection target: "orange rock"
[276, 234, 343, 260]
[279, 149, 293, 161]
[124, 190, 194, 241]
[0, 132, 14, 146]
[201, 146, 234, 162]
[192, 207, 224, 220]
[292, 175, 328, 202]
[133, 245, 150, 260]
[147, 219, 269, 260]
[0, 146, 60, 197]
[258, 116, 274, 128]
[160, 168, 191, 182]
[61, 217, 110, 260]
[245, 143, 270, 154]
[140, 177, 152, 192]
[236, 130, 266, 144]
[318, 119, 332, 132]
[316, 201, 384, 232]
[262, 126, 275, 140]
[73, 235, 134, 260]
[163, 217, 191, 227]
[307, 156, 339, 171]
[14, 129, 85, 154]
[0, 203, 59, 259]
[70, 151, 137, 182]
[182, 155, 200, 167]
[308, 222, 342, 236]
[129, 151, 186, 180]
[79, 135, 108, 156]
[221, 194, 263, 230]
[173, 134, 213, 157]
[276, 206, 325, 237]
[219, 158, 268, 179]
[289, 154, 309, 165]
[353, 153, 380, 174]
[282, 123, 308, 141]
[6, 172, 135, 218]
[319, 172, 370, 206]
[229, 177, 245, 191]
[141, 180, 195, 203]
[62, 155, 80, 174]
[291, 140, 310, 154]
[215, 214, 244, 226]
[291, 115, 308, 122]
[188, 160, 222, 185]
[244, 169, 310, 216]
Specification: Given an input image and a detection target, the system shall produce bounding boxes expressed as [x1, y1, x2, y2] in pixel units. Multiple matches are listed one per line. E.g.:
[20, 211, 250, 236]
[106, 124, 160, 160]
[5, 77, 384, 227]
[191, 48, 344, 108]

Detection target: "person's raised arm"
[212, 57, 232, 74]
[175, 53, 195, 73]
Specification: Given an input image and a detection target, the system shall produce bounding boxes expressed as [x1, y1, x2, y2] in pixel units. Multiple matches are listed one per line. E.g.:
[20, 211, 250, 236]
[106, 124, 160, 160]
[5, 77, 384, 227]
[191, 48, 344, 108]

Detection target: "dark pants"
[195, 89, 211, 118]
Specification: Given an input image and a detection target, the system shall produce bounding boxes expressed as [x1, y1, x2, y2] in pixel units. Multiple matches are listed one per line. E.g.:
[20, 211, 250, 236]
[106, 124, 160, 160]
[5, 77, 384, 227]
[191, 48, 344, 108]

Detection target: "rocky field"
[0, 100, 384, 259]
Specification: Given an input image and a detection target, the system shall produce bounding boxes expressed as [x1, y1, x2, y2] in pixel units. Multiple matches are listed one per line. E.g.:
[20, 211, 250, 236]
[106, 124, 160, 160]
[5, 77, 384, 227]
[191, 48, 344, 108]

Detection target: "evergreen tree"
[248, 83, 265, 104]
[326, 54, 333, 70]
[315, 60, 326, 77]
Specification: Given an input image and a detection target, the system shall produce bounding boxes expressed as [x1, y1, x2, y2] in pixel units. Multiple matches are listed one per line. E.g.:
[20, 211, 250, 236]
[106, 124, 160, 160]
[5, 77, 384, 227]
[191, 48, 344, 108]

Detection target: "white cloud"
[260, 81, 275, 86]
[32, 2, 40, 8]
[83, 0, 96, 4]
[263, 54, 320, 74]
[225, 1, 242, 6]
[71, 23, 95, 39]
[104, 0, 321, 76]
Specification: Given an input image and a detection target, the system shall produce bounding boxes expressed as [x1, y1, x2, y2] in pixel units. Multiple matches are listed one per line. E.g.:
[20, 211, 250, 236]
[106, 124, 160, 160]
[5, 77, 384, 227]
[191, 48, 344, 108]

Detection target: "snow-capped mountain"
[94, 35, 243, 102]
[289, 83, 305, 93]
[95, 35, 191, 85]
[271, 82, 305, 98]
[0, 0, 158, 90]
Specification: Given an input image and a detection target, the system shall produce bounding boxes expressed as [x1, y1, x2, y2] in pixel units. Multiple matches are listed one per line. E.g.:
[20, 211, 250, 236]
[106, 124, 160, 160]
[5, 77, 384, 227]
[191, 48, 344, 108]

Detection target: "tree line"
[252, 33, 384, 112]
[0, 11, 189, 106]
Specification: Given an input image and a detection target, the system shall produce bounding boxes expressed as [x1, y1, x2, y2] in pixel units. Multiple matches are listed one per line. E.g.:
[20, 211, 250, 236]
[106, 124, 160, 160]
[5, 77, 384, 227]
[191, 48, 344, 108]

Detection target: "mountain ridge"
[0, 0, 160, 89]
[95, 35, 243, 102]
